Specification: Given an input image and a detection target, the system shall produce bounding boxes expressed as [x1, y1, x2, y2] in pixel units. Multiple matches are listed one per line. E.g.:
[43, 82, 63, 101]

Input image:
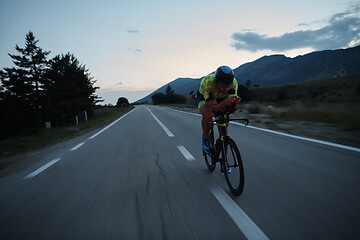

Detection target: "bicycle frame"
[210, 123, 226, 172]
[210, 113, 249, 172]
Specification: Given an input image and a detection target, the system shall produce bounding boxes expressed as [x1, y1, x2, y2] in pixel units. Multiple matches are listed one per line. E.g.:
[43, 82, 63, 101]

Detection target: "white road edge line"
[177, 145, 195, 161]
[166, 107, 200, 117]
[165, 107, 360, 153]
[231, 121, 360, 153]
[24, 158, 61, 179]
[89, 108, 136, 139]
[70, 142, 85, 151]
[211, 187, 269, 240]
[146, 107, 175, 137]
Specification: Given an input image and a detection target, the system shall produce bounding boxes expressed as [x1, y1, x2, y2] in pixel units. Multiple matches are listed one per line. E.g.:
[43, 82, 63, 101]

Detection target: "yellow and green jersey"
[198, 73, 238, 108]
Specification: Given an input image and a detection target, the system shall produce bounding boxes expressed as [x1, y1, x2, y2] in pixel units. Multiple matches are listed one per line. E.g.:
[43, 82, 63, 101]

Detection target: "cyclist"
[198, 65, 241, 155]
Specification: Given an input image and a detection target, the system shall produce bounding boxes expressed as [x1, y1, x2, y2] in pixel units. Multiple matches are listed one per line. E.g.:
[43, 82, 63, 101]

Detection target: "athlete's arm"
[207, 96, 241, 112]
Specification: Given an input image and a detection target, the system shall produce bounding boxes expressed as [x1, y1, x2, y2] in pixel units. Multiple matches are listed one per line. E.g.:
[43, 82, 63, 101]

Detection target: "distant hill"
[135, 77, 202, 103]
[234, 46, 360, 86]
[252, 74, 360, 103]
[135, 45, 360, 103]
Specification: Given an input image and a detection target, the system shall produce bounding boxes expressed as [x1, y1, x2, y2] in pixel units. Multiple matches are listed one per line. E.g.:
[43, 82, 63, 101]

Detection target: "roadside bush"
[151, 85, 186, 104]
[245, 104, 261, 114]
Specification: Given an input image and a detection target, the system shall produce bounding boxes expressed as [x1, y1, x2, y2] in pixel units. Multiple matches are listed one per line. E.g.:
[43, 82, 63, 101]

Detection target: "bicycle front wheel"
[204, 129, 216, 172]
[223, 137, 244, 196]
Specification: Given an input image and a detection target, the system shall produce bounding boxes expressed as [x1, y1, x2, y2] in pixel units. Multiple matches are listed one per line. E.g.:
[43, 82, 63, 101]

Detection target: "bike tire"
[222, 137, 244, 196]
[204, 129, 216, 172]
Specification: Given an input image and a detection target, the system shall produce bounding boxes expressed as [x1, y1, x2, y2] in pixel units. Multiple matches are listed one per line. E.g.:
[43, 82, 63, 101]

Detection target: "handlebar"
[211, 103, 249, 126]
[213, 103, 237, 117]
[211, 117, 249, 126]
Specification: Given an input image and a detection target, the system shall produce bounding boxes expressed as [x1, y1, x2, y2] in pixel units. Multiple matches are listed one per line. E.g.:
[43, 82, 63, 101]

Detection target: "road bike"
[203, 105, 249, 196]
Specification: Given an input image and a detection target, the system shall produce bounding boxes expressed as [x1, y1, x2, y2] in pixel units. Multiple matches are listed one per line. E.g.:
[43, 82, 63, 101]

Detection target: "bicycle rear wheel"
[223, 137, 244, 196]
[204, 129, 216, 172]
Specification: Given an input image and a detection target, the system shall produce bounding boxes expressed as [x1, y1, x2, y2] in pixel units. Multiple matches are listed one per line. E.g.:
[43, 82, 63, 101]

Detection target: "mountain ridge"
[135, 45, 360, 103]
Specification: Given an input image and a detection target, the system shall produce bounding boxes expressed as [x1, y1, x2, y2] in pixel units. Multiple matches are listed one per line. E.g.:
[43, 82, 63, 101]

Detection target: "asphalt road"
[1, 105, 359, 240]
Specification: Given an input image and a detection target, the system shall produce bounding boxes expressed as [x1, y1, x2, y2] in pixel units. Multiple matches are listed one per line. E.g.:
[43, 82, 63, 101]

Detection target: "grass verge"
[0, 106, 134, 157]
[243, 102, 360, 130]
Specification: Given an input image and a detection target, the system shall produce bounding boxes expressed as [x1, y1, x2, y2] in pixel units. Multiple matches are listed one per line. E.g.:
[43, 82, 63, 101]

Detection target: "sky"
[0, 0, 359, 104]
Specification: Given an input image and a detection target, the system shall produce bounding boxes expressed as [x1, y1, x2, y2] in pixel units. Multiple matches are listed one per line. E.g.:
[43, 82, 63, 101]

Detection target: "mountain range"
[135, 45, 360, 103]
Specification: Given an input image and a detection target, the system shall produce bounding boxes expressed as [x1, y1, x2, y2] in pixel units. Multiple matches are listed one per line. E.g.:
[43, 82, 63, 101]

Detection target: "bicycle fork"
[218, 136, 228, 173]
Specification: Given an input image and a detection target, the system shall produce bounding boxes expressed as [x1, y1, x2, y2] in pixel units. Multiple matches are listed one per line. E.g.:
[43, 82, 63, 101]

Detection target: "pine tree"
[245, 80, 252, 88]
[44, 53, 102, 126]
[0, 31, 50, 134]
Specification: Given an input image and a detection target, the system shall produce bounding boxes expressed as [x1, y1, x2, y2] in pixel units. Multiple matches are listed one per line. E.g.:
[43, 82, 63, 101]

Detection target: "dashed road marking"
[24, 158, 61, 179]
[211, 187, 269, 240]
[70, 142, 85, 151]
[177, 145, 195, 161]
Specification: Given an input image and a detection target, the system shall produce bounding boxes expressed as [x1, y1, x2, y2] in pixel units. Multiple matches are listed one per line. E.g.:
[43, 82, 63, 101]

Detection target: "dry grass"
[244, 102, 360, 130]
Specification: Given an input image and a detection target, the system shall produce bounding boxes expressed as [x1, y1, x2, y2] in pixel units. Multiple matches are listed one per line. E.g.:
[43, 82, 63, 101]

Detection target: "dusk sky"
[1, 0, 359, 104]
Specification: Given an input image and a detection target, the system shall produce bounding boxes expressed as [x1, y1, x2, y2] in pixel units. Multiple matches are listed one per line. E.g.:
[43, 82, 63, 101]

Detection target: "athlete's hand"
[222, 96, 240, 106]
[223, 97, 235, 106]
[231, 96, 241, 104]
[229, 96, 241, 104]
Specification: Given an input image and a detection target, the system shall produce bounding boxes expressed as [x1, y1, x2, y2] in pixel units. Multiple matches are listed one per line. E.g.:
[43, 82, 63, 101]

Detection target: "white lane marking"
[177, 145, 195, 161]
[165, 107, 360, 153]
[89, 108, 136, 139]
[211, 187, 269, 240]
[70, 142, 85, 151]
[146, 107, 175, 137]
[24, 158, 61, 179]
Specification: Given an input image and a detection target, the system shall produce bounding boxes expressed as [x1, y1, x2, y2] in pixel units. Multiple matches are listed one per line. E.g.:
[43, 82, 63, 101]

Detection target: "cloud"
[127, 48, 142, 53]
[231, 4, 360, 52]
[127, 29, 139, 34]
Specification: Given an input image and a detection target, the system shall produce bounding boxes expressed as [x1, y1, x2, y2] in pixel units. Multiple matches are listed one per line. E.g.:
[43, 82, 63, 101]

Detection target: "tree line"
[0, 31, 102, 139]
[151, 85, 186, 104]
[150, 82, 257, 106]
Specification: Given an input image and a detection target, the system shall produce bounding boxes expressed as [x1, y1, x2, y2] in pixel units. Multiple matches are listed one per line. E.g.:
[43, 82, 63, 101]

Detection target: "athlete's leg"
[200, 103, 213, 139]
